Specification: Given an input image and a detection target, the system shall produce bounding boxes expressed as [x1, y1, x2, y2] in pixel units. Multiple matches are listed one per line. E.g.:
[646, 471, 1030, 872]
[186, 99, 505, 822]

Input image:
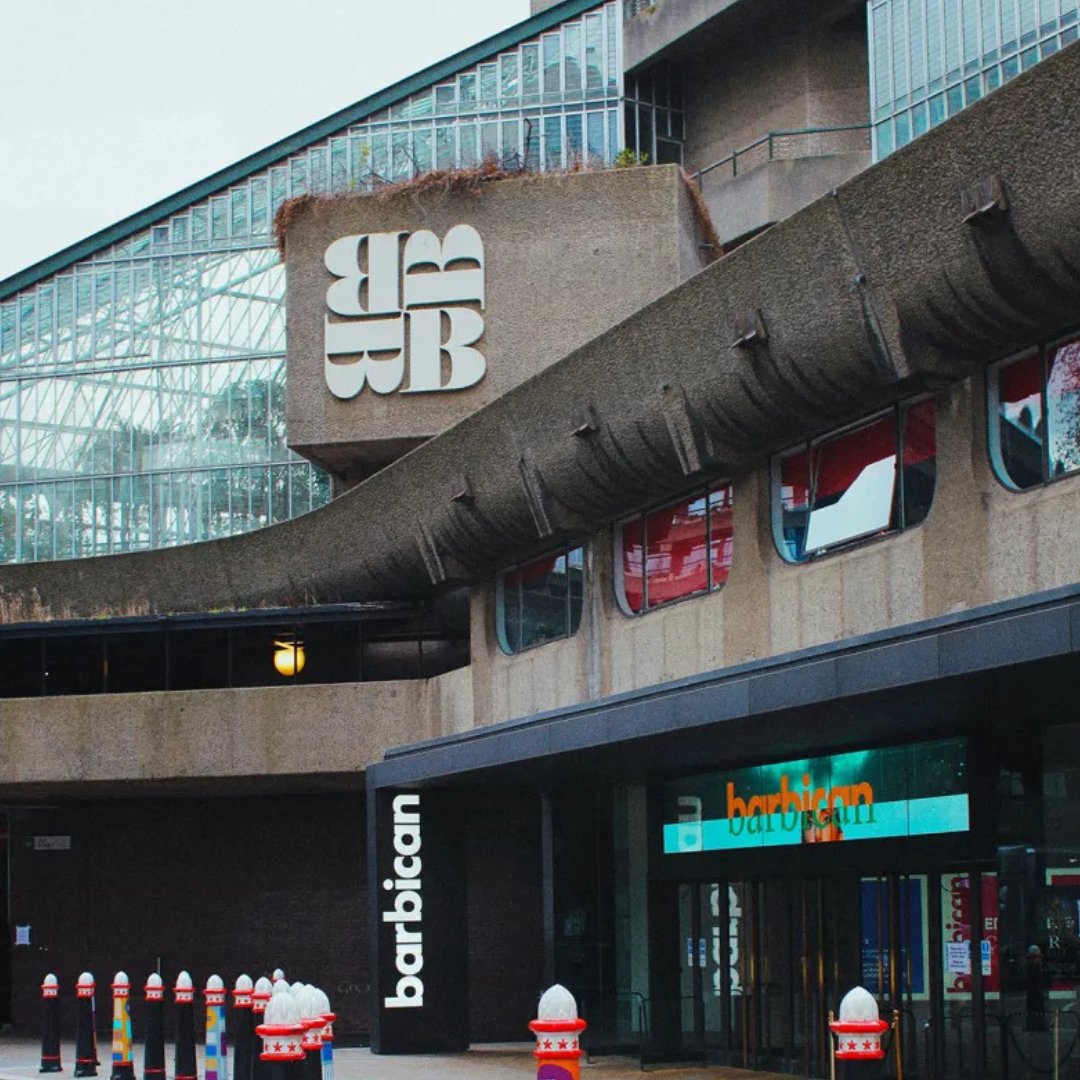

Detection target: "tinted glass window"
[990, 337, 1080, 490]
[617, 483, 733, 614]
[498, 546, 584, 654]
[992, 350, 1043, 490]
[775, 400, 936, 563]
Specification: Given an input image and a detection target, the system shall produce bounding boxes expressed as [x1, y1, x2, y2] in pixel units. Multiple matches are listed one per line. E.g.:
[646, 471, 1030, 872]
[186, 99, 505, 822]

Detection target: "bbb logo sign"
[323, 225, 486, 398]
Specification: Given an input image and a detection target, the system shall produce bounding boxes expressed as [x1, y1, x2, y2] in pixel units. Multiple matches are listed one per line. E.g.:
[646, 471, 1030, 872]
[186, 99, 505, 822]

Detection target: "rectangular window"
[618, 483, 733, 614]
[480, 64, 498, 109]
[497, 544, 584, 654]
[501, 54, 519, 101]
[543, 33, 562, 96]
[522, 43, 541, 99]
[774, 400, 936, 562]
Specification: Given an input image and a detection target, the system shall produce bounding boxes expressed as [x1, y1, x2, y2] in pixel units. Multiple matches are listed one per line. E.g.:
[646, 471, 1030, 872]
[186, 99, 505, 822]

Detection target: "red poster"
[943, 873, 999, 995]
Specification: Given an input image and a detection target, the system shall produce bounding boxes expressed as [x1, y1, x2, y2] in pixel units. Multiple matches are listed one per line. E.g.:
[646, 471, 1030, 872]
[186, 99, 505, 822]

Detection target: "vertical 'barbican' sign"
[382, 793, 424, 1009]
[324, 225, 486, 398]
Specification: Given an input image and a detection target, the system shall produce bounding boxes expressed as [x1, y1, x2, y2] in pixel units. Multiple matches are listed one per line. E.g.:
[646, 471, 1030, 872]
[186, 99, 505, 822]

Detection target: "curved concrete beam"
[2, 44, 1078, 622]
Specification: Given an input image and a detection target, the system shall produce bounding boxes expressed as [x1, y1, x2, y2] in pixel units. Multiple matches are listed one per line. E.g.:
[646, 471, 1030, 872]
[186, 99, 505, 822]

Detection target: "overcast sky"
[0, 0, 530, 283]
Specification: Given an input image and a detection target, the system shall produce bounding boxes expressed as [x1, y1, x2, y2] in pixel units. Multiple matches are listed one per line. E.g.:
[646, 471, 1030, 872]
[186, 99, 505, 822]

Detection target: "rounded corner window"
[989, 336, 1080, 491]
[615, 482, 732, 615]
[496, 544, 584, 656]
[771, 398, 936, 564]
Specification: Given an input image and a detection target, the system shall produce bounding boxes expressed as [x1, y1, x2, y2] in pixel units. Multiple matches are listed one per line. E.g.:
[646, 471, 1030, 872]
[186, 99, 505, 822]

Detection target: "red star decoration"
[863, 1041, 872, 1050]
[558, 1040, 568, 1050]
[273, 1043, 282, 1053]
[571, 1040, 578, 1049]
[287, 1044, 296, 1053]
[847, 1041, 856, 1050]
[543, 1040, 552, 1049]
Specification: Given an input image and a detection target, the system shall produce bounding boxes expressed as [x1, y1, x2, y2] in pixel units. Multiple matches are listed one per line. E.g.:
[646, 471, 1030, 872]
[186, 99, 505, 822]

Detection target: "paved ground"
[0, 1037, 792, 1080]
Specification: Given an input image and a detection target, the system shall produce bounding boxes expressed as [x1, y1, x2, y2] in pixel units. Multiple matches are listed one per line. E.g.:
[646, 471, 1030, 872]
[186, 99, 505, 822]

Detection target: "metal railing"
[691, 124, 872, 187]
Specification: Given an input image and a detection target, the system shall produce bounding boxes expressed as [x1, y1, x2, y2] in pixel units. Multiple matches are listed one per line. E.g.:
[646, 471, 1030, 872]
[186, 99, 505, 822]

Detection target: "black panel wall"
[7, 793, 368, 1038]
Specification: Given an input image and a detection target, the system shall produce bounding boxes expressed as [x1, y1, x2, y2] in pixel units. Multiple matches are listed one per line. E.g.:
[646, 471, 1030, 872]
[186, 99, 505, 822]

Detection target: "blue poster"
[860, 876, 927, 998]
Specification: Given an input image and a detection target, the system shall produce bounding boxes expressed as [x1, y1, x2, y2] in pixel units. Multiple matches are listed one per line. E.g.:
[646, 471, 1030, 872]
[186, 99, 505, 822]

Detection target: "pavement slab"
[0, 1038, 794, 1080]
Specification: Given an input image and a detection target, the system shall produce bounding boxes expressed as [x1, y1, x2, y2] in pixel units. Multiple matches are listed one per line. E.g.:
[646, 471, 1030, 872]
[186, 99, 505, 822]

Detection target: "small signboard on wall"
[32, 836, 71, 851]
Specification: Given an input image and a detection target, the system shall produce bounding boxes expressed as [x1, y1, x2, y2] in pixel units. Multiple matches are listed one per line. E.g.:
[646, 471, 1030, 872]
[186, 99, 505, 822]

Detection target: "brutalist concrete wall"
[677, 5, 870, 177]
[623, 0, 760, 72]
[1, 42, 1077, 655]
[470, 373, 1080, 728]
[0, 680, 437, 798]
[284, 166, 708, 478]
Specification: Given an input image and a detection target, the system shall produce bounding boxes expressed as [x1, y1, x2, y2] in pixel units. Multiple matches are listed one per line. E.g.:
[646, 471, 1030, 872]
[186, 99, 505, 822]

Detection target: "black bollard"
[232, 976, 254, 1080]
[173, 972, 197, 1080]
[39, 974, 62, 1073]
[142, 975, 165, 1080]
[75, 972, 98, 1078]
[296, 986, 322, 1080]
[250, 978, 272, 1080]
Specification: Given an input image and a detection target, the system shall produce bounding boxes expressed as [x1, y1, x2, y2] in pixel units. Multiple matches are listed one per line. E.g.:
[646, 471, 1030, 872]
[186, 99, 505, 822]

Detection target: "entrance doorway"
[668, 872, 933, 1076]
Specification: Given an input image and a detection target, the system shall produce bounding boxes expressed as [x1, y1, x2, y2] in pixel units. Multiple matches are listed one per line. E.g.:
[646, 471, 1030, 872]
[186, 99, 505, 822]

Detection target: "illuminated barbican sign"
[324, 225, 485, 399]
[663, 737, 969, 854]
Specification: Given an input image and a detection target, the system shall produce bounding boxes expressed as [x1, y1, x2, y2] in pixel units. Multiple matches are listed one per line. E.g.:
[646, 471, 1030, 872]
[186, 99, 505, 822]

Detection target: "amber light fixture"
[272, 639, 306, 677]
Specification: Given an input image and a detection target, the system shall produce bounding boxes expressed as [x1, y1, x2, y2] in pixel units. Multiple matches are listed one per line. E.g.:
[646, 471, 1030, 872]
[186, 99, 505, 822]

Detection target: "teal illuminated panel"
[663, 737, 968, 855]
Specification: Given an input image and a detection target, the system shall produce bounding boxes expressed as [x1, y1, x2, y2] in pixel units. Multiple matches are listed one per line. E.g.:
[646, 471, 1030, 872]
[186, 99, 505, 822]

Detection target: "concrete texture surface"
[678, 4, 868, 178]
[285, 167, 708, 479]
[1, 41, 1078, 652]
[700, 152, 870, 245]
[0, 1038, 788, 1080]
[0, 677, 444, 795]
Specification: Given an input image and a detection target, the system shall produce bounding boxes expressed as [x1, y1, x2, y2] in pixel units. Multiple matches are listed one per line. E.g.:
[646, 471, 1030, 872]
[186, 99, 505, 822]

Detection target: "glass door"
[676, 875, 863, 1075]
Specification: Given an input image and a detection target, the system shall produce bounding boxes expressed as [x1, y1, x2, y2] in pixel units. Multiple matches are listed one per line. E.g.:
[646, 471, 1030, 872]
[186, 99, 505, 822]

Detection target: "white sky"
[0, 0, 531, 284]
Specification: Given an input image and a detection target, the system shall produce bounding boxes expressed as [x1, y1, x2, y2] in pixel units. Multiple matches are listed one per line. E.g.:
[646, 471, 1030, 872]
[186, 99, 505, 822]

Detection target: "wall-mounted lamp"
[272, 639, 306, 678]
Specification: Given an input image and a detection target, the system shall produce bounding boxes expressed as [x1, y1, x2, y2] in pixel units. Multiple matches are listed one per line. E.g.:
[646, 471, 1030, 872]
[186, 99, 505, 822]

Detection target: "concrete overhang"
[1, 41, 1079, 622]
[623, 0, 860, 73]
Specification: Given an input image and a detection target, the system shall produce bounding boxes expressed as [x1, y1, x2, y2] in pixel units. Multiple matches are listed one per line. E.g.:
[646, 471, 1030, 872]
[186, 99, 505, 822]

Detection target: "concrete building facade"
[2, 2, 1080, 1077]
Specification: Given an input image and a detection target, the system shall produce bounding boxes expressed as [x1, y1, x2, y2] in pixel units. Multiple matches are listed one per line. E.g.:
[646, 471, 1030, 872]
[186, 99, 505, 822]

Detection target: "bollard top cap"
[146, 973, 163, 988]
[113, 971, 129, 986]
[310, 986, 330, 1016]
[206, 974, 224, 991]
[272, 968, 285, 981]
[296, 984, 320, 1022]
[290, 980, 305, 996]
[254, 976, 273, 996]
[78, 971, 94, 986]
[175, 971, 193, 990]
[235, 974, 253, 992]
[272, 978, 290, 997]
[264, 988, 301, 1025]
[838, 986, 879, 1023]
[43, 973, 58, 986]
[537, 984, 578, 1022]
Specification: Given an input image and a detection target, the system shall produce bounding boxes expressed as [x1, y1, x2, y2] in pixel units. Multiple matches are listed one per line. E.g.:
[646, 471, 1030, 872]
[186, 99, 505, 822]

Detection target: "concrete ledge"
[0, 679, 435, 798]
[702, 151, 871, 244]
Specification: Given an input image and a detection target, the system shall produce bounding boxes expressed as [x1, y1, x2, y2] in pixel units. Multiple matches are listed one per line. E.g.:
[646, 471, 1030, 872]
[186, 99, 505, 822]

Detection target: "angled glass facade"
[869, 0, 1080, 160]
[0, 1, 623, 565]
